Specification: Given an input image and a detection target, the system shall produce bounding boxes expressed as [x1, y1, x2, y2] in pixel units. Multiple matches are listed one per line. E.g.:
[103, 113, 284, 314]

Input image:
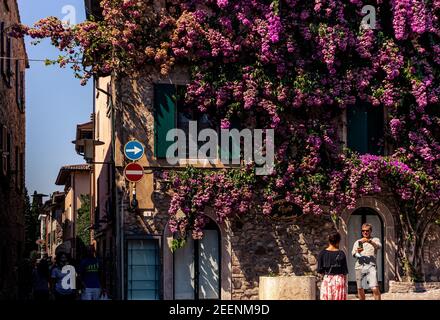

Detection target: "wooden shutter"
[1, 126, 8, 176]
[367, 105, 384, 155]
[0, 124, 3, 177]
[219, 116, 241, 163]
[347, 103, 368, 154]
[20, 71, 24, 110]
[6, 36, 12, 86]
[19, 151, 24, 191]
[16, 60, 21, 110]
[0, 21, 4, 77]
[154, 84, 176, 158]
[347, 102, 384, 155]
[6, 132, 11, 175]
[15, 145, 19, 188]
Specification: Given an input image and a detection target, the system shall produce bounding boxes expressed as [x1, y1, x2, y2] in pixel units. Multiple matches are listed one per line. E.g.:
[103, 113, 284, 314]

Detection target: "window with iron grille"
[126, 239, 161, 300]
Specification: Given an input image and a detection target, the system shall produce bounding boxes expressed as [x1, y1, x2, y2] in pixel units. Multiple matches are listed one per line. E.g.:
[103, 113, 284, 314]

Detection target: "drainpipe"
[72, 173, 76, 259]
[92, 79, 96, 249]
[109, 73, 124, 300]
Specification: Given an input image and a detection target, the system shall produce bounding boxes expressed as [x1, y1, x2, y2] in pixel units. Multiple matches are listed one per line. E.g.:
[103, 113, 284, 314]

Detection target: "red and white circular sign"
[124, 163, 144, 182]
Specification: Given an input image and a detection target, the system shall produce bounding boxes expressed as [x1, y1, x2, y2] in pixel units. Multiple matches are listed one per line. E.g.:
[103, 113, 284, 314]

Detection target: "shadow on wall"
[117, 74, 156, 162]
[230, 213, 335, 299]
[423, 224, 440, 282]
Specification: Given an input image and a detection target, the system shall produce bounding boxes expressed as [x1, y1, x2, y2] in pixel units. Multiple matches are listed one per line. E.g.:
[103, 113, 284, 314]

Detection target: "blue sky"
[18, 0, 92, 196]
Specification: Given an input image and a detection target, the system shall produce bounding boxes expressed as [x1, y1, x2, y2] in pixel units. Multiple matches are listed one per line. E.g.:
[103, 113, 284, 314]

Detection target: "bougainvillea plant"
[12, 0, 439, 280]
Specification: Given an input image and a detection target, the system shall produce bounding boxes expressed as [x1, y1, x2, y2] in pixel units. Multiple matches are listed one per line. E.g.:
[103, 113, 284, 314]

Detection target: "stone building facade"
[88, 63, 440, 300]
[0, 0, 27, 300]
[41, 192, 65, 258]
[84, 1, 440, 300]
[55, 164, 91, 259]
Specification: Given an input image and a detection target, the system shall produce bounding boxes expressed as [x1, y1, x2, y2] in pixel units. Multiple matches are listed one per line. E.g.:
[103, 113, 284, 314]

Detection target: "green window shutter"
[154, 84, 176, 158]
[367, 105, 384, 155]
[219, 117, 241, 164]
[347, 103, 368, 154]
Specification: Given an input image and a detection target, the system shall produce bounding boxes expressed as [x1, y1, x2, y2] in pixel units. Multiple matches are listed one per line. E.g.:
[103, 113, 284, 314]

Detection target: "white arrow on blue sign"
[124, 140, 145, 161]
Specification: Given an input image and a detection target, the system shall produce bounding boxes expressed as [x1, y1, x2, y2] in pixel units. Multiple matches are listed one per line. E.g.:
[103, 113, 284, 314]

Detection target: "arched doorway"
[163, 213, 232, 300]
[173, 218, 221, 299]
[339, 196, 397, 293]
[347, 208, 384, 293]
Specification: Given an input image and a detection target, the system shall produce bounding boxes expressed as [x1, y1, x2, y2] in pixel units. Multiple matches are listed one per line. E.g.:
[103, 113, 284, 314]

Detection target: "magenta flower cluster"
[12, 0, 440, 244]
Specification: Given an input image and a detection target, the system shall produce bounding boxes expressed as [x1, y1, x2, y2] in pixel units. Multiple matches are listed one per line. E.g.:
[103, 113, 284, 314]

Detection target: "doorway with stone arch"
[339, 196, 397, 293]
[347, 208, 385, 293]
[163, 213, 232, 300]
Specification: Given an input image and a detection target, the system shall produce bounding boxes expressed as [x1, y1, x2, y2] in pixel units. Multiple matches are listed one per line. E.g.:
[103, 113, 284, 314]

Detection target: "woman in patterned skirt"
[318, 232, 348, 300]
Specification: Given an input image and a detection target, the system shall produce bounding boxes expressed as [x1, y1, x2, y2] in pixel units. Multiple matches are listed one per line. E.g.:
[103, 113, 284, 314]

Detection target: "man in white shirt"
[352, 223, 382, 300]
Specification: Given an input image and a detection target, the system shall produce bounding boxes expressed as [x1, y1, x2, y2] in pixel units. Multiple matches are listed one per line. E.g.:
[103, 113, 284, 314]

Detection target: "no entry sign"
[124, 163, 144, 182]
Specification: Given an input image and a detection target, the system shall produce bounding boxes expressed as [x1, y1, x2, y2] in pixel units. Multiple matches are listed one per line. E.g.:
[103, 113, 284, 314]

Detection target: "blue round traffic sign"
[124, 140, 145, 161]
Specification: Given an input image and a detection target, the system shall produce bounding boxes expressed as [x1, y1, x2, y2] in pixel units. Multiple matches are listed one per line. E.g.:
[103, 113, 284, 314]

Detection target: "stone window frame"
[172, 218, 222, 300]
[124, 235, 162, 300]
[163, 211, 232, 300]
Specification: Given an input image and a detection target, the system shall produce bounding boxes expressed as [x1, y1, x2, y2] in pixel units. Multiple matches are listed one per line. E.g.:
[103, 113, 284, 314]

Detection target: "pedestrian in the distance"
[352, 223, 382, 300]
[51, 252, 76, 300]
[32, 257, 50, 301]
[79, 245, 105, 300]
[318, 231, 348, 300]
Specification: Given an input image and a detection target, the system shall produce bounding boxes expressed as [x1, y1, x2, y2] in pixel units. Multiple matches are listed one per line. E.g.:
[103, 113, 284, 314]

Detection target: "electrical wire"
[0, 56, 80, 64]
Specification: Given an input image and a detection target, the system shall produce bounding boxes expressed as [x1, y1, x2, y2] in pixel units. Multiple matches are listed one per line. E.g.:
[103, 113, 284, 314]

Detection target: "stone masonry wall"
[113, 68, 440, 299]
[229, 213, 335, 300]
[423, 224, 440, 282]
[0, 0, 26, 300]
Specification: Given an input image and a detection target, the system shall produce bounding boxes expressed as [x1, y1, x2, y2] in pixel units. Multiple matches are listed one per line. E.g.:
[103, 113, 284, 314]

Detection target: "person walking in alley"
[79, 245, 105, 300]
[32, 257, 50, 301]
[352, 223, 382, 300]
[50, 252, 76, 300]
[318, 232, 349, 300]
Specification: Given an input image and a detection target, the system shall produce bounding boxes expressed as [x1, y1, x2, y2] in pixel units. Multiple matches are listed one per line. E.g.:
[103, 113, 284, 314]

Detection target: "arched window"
[174, 218, 221, 300]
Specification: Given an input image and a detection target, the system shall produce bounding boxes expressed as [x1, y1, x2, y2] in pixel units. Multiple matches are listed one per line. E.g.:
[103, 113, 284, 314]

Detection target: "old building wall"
[0, 0, 27, 299]
[74, 171, 91, 210]
[229, 213, 334, 300]
[110, 67, 440, 299]
[423, 224, 440, 282]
